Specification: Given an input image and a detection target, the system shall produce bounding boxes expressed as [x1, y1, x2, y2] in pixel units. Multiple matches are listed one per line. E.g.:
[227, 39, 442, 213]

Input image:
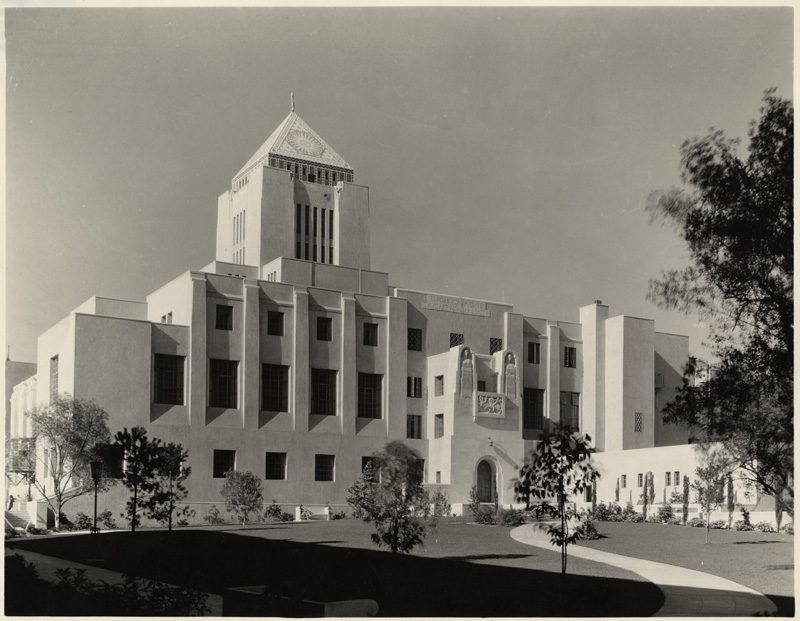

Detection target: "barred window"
[637, 473, 644, 488]
[265, 452, 287, 480]
[154, 354, 185, 405]
[216, 305, 233, 331]
[564, 346, 577, 368]
[674, 471, 680, 485]
[621, 474, 627, 488]
[523, 388, 544, 430]
[434, 375, 444, 397]
[559, 391, 580, 430]
[363, 322, 378, 347]
[315, 454, 335, 482]
[209, 359, 238, 408]
[528, 342, 540, 364]
[267, 311, 284, 336]
[262, 364, 289, 412]
[406, 377, 422, 398]
[311, 369, 337, 416]
[634, 411, 643, 433]
[434, 414, 444, 438]
[489, 337, 503, 354]
[665, 471, 672, 487]
[408, 328, 423, 351]
[406, 414, 422, 439]
[213, 449, 236, 478]
[449, 333, 464, 347]
[477, 380, 486, 392]
[317, 317, 332, 341]
[357, 373, 382, 419]
[50, 355, 59, 402]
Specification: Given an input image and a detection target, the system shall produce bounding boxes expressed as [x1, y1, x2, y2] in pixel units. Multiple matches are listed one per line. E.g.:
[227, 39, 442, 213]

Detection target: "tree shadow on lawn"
[10, 530, 664, 617]
[732, 540, 786, 545]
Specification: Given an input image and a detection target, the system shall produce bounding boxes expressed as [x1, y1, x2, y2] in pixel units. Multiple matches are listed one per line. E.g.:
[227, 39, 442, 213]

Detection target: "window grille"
[449, 333, 464, 347]
[523, 388, 544, 430]
[216, 305, 233, 331]
[559, 391, 580, 430]
[406, 415, 422, 439]
[489, 337, 503, 354]
[154, 354, 185, 405]
[264, 452, 287, 480]
[317, 317, 332, 341]
[363, 322, 378, 346]
[262, 364, 289, 412]
[213, 449, 236, 478]
[634, 411, 643, 433]
[315, 454, 335, 482]
[209, 359, 238, 408]
[408, 328, 423, 351]
[564, 346, 577, 368]
[358, 373, 382, 419]
[406, 376, 422, 398]
[267, 311, 284, 336]
[311, 369, 337, 415]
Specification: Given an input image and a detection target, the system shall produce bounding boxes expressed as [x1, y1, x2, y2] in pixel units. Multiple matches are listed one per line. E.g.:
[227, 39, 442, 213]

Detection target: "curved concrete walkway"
[510, 524, 777, 616]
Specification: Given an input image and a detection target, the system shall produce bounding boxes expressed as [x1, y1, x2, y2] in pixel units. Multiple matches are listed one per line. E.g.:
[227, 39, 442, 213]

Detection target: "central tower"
[215, 98, 370, 271]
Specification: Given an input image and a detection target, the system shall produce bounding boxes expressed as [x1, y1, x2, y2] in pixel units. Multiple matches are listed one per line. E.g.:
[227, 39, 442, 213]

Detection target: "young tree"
[145, 443, 193, 531]
[692, 448, 731, 543]
[346, 441, 431, 554]
[726, 475, 735, 528]
[514, 427, 598, 574]
[640, 472, 655, 520]
[26, 396, 112, 530]
[646, 90, 793, 518]
[221, 470, 263, 525]
[114, 426, 162, 532]
[682, 475, 690, 524]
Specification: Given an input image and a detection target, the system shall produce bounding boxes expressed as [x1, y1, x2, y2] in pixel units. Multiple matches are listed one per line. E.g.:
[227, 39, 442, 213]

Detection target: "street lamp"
[89, 460, 103, 534]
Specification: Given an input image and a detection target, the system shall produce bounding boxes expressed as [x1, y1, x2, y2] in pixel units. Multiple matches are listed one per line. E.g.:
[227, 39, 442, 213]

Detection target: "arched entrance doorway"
[476, 460, 495, 503]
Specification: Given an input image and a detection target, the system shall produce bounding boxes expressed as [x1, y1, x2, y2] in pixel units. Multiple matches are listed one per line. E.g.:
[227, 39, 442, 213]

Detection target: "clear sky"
[4, 7, 793, 363]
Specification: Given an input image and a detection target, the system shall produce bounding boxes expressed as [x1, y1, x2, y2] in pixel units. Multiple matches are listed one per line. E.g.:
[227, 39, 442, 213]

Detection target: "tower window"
[209, 359, 238, 409]
[528, 342, 540, 364]
[408, 328, 423, 351]
[49, 355, 59, 402]
[523, 388, 544, 430]
[489, 337, 503, 354]
[215, 305, 233, 331]
[311, 369, 337, 416]
[267, 311, 284, 336]
[315, 454, 335, 482]
[559, 391, 580, 430]
[154, 354, 185, 405]
[265, 452, 287, 480]
[317, 317, 333, 341]
[363, 322, 378, 346]
[564, 346, 577, 368]
[213, 449, 236, 478]
[406, 414, 422, 439]
[434, 375, 444, 397]
[357, 373, 382, 419]
[634, 412, 643, 433]
[449, 333, 464, 347]
[261, 364, 289, 412]
[434, 414, 444, 438]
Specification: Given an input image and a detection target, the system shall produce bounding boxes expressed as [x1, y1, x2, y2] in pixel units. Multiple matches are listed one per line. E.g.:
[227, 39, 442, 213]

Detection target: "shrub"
[686, 517, 705, 528]
[733, 520, 754, 531]
[781, 522, 793, 534]
[25, 524, 49, 535]
[656, 503, 675, 524]
[669, 489, 683, 503]
[709, 520, 727, 529]
[203, 504, 225, 525]
[498, 508, 526, 527]
[629, 513, 644, 523]
[99, 510, 117, 529]
[739, 506, 752, 527]
[591, 501, 623, 522]
[473, 505, 497, 525]
[74, 512, 93, 530]
[621, 502, 638, 521]
[430, 490, 452, 519]
[668, 515, 683, 525]
[574, 514, 599, 540]
[754, 521, 776, 533]
[329, 509, 348, 520]
[263, 500, 284, 521]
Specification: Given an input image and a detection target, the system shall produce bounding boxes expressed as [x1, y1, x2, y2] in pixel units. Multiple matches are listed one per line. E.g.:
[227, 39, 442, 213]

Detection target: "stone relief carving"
[476, 393, 503, 416]
[422, 294, 490, 317]
[460, 348, 473, 396]
[504, 353, 517, 398]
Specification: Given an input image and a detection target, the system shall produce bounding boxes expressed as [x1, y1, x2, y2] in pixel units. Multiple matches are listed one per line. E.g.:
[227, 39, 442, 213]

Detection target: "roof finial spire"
[290, 92, 295, 113]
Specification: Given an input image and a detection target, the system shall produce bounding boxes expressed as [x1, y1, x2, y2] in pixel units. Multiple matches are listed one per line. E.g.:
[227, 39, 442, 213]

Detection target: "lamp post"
[89, 461, 103, 534]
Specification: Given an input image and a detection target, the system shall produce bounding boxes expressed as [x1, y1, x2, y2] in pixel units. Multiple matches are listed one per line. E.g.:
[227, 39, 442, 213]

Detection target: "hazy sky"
[5, 7, 793, 363]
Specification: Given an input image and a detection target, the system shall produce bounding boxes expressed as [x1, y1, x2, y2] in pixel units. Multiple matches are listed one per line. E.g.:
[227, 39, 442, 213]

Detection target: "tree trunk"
[168, 477, 174, 532]
[132, 484, 137, 533]
[705, 513, 709, 544]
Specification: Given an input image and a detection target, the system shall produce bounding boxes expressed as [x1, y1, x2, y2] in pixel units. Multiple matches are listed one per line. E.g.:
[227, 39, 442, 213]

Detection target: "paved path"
[510, 524, 777, 616]
[6, 545, 223, 616]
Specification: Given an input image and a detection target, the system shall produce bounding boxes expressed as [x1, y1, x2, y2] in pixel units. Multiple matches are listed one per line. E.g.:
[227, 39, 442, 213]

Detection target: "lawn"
[579, 522, 794, 615]
[7, 518, 663, 617]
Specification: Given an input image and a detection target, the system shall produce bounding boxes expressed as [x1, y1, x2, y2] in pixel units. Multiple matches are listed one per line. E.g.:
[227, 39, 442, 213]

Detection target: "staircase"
[5, 509, 30, 531]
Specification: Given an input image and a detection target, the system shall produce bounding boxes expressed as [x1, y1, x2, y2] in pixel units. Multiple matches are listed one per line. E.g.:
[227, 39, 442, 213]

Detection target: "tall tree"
[646, 90, 793, 517]
[114, 426, 161, 532]
[514, 427, 597, 574]
[346, 441, 432, 554]
[26, 395, 112, 530]
[145, 443, 193, 531]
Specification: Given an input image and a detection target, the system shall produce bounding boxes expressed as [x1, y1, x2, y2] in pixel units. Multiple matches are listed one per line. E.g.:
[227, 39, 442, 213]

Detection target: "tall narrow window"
[528, 342, 541, 364]
[267, 311, 284, 336]
[261, 364, 289, 412]
[434, 414, 444, 438]
[295, 204, 302, 259]
[621, 474, 627, 488]
[216, 305, 233, 330]
[265, 452, 287, 480]
[321, 208, 326, 263]
[406, 377, 422, 398]
[523, 388, 544, 430]
[665, 471, 672, 487]
[154, 354, 185, 405]
[213, 449, 236, 478]
[357, 373, 382, 419]
[363, 322, 378, 346]
[209, 359, 238, 408]
[305, 205, 310, 260]
[313, 207, 318, 261]
[329, 210, 334, 264]
[637, 473, 644, 488]
[406, 414, 422, 439]
[564, 346, 577, 368]
[317, 317, 333, 341]
[434, 375, 444, 396]
[49, 355, 59, 402]
[315, 454, 335, 482]
[311, 369, 337, 416]
[634, 411, 643, 433]
[674, 471, 680, 485]
[408, 328, 423, 351]
[559, 391, 580, 430]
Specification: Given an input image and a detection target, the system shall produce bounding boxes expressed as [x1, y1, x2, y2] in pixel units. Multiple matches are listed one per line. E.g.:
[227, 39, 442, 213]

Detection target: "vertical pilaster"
[340, 295, 357, 434]
[189, 273, 208, 426]
[293, 289, 309, 432]
[386, 297, 407, 438]
[242, 280, 261, 430]
[546, 322, 560, 427]
[503, 311, 524, 431]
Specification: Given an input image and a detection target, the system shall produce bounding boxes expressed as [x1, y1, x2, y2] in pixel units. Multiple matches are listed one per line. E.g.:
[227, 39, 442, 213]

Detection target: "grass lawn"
[580, 522, 794, 614]
[7, 518, 663, 617]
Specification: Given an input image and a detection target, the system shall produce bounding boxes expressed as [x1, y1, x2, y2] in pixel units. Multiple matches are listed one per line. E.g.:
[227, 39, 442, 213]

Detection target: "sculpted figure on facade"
[460, 347, 474, 396]
[504, 352, 517, 398]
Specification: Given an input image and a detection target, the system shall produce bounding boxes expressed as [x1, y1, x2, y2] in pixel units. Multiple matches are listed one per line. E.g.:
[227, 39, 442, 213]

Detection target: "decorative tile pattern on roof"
[236, 112, 352, 177]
